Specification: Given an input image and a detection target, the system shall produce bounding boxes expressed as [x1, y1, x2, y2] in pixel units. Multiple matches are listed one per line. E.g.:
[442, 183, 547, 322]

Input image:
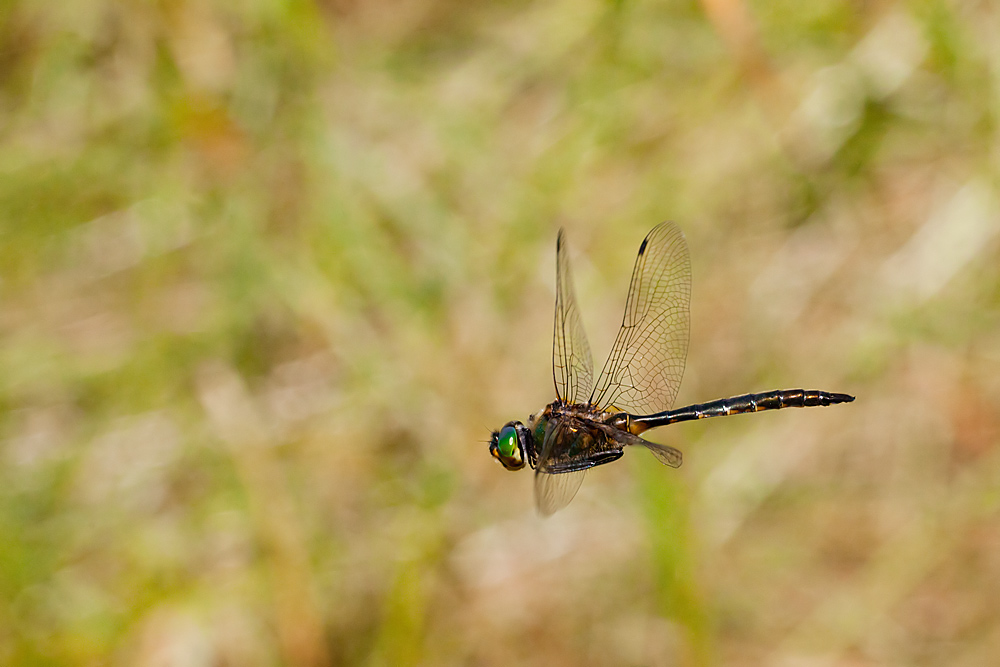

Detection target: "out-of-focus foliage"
[2, 0, 999, 665]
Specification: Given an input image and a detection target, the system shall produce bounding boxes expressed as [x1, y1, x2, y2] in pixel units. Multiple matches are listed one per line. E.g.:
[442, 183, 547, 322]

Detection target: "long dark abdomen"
[629, 389, 854, 433]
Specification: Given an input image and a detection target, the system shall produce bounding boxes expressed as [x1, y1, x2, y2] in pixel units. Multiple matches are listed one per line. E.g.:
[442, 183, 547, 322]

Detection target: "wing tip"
[644, 441, 684, 468]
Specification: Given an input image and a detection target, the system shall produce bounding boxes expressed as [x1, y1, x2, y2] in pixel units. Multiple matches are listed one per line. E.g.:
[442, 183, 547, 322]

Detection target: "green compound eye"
[490, 424, 525, 471]
[498, 426, 518, 459]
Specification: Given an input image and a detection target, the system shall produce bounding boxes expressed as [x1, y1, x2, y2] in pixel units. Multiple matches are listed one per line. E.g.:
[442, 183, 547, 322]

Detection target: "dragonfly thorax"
[535, 400, 621, 432]
[491, 399, 631, 475]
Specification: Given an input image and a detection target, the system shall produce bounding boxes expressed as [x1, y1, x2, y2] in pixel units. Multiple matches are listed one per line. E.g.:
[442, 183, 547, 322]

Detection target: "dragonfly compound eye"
[491, 424, 525, 470]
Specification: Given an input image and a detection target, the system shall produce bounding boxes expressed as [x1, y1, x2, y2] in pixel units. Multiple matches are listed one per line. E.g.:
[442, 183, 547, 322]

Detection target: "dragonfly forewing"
[552, 229, 595, 405]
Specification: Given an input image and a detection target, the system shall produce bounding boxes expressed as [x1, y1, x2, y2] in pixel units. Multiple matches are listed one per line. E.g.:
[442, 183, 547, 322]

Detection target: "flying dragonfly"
[489, 222, 854, 515]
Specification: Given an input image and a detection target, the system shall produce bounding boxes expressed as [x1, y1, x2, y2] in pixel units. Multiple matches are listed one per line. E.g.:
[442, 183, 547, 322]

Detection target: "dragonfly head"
[490, 421, 531, 471]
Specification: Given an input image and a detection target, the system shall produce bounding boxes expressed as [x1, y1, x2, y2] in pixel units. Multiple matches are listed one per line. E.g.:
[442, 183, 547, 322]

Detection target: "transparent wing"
[642, 440, 683, 468]
[552, 229, 594, 405]
[534, 417, 587, 515]
[593, 422, 684, 468]
[590, 222, 691, 415]
[534, 468, 587, 516]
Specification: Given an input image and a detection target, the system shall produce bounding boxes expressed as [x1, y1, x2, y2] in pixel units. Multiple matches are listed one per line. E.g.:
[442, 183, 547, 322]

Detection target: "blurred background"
[2, 0, 999, 665]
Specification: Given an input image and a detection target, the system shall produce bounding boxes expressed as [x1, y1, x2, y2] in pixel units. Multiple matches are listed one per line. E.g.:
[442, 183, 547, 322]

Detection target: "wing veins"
[552, 229, 594, 405]
[589, 222, 691, 415]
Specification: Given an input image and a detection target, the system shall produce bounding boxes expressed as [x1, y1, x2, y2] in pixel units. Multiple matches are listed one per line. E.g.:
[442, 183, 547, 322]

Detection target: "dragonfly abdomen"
[630, 389, 854, 432]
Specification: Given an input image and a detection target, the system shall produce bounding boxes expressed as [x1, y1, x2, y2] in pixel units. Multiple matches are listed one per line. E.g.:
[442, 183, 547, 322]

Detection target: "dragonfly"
[489, 222, 854, 515]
